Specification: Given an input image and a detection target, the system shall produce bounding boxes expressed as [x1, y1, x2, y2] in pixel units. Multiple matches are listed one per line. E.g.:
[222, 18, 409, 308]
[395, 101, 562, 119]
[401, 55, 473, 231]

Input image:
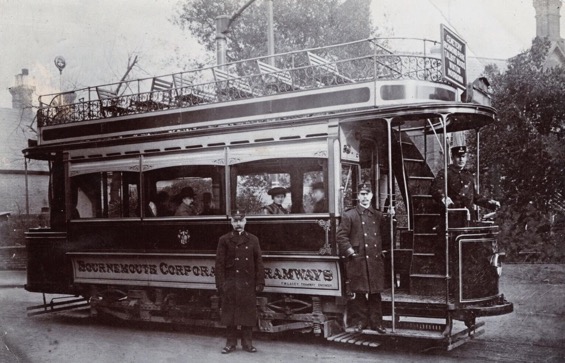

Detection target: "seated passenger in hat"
[174, 187, 198, 216]
[311, 181, 327, 213]
[262, 187, 290, 215]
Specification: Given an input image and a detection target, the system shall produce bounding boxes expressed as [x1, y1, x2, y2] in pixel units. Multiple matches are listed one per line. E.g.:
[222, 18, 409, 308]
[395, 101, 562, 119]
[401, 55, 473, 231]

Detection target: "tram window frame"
[230, 158, 328, 215]
[71, 171, 140, 219]
[142, 165, 225, 217]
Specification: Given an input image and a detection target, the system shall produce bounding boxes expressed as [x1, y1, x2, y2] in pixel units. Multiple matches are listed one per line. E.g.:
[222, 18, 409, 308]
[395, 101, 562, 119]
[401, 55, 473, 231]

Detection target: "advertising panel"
[69, 252, 342, 296]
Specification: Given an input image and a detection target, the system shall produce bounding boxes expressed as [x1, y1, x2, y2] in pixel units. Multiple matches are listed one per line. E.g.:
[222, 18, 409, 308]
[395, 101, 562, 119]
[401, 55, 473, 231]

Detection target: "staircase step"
[413, 252, 435, 257]
[410, 274, 446, 295]
[411, 253, 443, 274]
[409, 176, 434, 180]
[410, 274, 445, 278]
[404, 158, 425, 163]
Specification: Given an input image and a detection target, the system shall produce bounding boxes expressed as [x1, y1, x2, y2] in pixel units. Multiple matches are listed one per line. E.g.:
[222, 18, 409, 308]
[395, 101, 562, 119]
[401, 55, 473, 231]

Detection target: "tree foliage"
[479, 38, 565, 262]
[173, 0, 375, 63]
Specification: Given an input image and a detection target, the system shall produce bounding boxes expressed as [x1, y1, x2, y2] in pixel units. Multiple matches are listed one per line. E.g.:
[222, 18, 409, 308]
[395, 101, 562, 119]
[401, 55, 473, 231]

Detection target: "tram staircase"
[392, 130, 444, 296]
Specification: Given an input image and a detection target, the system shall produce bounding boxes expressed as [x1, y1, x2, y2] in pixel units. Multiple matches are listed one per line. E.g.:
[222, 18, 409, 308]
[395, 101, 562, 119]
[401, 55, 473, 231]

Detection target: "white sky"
[0, 0, 561, 108]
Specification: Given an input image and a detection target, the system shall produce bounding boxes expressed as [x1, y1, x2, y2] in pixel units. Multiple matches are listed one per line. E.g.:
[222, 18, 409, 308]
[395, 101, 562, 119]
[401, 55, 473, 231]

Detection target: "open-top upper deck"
[35, 38, 483, 147]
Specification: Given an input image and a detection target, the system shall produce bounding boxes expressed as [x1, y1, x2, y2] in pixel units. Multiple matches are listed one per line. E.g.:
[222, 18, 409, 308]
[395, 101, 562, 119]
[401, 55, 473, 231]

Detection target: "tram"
[24, 36, 512, 350]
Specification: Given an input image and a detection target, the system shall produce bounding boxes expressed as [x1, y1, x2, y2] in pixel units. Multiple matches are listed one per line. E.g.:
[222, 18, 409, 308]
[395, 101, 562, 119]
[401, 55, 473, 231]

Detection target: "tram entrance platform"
[327, 319, 485, 351]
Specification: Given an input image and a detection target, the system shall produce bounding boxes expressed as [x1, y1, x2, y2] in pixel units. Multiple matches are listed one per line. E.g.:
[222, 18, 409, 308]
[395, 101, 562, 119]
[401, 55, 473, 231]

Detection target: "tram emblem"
[177, 229, 191, 246]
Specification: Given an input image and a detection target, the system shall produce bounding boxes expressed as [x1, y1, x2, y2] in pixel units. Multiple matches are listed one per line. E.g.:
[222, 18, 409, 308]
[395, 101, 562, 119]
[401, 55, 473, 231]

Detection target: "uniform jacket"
[336, 205, 384, 293]
[215, 230, 265, 327]
[430, 165, 494, 216]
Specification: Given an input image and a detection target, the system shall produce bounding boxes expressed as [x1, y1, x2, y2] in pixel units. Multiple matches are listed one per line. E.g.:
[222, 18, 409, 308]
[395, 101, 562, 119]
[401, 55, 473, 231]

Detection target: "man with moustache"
[215, 210, 265, 354]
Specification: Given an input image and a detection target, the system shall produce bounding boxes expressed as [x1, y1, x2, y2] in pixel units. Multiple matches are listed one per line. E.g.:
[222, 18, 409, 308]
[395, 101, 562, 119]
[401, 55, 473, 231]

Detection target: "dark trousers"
[347, 293, 383, 328]
[226, 326, 253, 347]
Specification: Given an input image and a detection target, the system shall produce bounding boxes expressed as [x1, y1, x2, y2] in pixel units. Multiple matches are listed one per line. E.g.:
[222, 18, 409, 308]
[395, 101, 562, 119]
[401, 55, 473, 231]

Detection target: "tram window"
[71, 172, 139, 219]
[232, 158, 327, 215]
[236, 172, 292, 214]
[144, 165, 224, 217]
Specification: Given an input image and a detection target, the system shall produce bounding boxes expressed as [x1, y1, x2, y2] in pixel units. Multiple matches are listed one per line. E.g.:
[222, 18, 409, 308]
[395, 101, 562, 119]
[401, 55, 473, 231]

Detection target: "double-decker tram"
[24, 37, 512, 350]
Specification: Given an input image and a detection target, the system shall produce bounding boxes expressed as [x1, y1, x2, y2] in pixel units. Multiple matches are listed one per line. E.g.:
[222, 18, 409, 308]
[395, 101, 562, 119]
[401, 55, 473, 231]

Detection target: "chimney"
[8, 69, 35, 119]
[533, 0, 562, 42]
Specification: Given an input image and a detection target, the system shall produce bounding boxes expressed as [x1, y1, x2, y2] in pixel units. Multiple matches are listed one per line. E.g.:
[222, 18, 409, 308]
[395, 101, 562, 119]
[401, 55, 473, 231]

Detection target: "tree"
[478, 38, 565, 262]
[173, 0, 375, 64]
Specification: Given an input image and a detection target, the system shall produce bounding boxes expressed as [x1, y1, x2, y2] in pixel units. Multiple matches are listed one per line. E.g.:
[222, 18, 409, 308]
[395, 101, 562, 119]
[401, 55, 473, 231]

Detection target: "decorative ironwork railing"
[37, 37, 446, 127]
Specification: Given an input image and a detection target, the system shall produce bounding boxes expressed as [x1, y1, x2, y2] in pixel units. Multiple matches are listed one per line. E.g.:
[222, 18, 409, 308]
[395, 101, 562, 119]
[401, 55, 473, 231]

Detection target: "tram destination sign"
[440, 24, 467, 89]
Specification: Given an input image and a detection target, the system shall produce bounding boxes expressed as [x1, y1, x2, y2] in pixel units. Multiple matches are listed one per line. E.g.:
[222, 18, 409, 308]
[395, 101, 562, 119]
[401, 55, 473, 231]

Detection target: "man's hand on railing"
[442, 197, 454, 207]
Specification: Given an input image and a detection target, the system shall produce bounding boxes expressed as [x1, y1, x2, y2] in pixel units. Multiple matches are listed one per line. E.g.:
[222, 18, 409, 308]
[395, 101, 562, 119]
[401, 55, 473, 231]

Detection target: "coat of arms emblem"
[177, 228, 191, 246]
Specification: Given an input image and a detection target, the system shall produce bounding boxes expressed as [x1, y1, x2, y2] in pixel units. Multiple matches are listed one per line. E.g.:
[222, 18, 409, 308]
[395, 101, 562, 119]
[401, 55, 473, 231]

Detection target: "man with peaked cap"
[430, 145, 500, 219]
[215, 210, 265, 354]
[262, 187, 290, 214]
[174, 187, 198, 216]
[336, 182, 386, 334]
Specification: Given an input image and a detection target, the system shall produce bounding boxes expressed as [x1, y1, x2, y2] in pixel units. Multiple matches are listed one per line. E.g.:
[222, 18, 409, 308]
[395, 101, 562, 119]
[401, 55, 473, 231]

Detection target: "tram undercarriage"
[27, 280, 511, 351]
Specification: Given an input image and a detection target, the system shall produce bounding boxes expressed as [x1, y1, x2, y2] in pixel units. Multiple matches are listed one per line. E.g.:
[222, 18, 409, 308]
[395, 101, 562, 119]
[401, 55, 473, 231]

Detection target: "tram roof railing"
[37, 37, 448, 128]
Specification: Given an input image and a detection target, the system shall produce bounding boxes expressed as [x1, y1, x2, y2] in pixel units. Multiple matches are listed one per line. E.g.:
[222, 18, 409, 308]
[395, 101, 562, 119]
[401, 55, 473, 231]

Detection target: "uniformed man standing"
[337, 182, 386, 334]
[430, 146, 500, 219]
[215, 210, 265, 354]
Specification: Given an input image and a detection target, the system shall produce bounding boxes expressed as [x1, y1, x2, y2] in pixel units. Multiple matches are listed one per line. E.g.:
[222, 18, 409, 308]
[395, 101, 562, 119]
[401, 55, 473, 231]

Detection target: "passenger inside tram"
[262, 187, 290, 214]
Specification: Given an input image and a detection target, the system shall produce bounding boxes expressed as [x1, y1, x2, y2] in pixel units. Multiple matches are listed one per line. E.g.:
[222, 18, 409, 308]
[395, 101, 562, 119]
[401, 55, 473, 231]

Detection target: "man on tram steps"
[215, 210, 265, 354]
[430, 146, 500, 220]
[262, 187, 290, 214]
[337, 182, 386, 334]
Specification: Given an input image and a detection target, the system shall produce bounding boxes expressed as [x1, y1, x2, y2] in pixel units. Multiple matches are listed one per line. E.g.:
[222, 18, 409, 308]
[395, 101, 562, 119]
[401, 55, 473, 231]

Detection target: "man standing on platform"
[215, 210, 265, 354]
[337, 182, 386, 334]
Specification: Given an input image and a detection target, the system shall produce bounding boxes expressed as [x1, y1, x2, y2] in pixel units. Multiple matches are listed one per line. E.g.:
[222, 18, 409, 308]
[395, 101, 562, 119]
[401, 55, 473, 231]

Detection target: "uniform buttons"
[365, 244, 368, 247]
[366, 256, 369, 259]
[235, 258, 239, 261]
[374, 244, 377, 247]
[362, 222, 365, 224]
[245, 246, 248, 249]
[246, 258, 248, 261]
[364, 233, 367, 236]
[374, 233, 377, 236]
[236, 270, 239, 273]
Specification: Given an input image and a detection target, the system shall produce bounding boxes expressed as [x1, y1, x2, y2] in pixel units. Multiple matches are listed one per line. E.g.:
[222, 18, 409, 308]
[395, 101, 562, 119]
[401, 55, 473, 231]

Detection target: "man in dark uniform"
[215, 210, 265, 354]
[262, 187, 290, 214]
[336, 182, 386, 334]
[430, 146, 500, 219]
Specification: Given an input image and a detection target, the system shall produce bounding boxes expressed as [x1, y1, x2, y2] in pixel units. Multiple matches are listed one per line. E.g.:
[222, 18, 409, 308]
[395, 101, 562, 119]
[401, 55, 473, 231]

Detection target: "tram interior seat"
[172, 73, 214, 106]
[306, 52, 354, 85]
[212, 68, 259, 99]
[96, 87, 129, 117]
[257, 60, 303, 92]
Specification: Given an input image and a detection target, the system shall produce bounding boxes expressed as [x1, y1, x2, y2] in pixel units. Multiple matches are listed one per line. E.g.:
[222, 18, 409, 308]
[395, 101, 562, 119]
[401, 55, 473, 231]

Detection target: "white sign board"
[69, 252, 342, 296]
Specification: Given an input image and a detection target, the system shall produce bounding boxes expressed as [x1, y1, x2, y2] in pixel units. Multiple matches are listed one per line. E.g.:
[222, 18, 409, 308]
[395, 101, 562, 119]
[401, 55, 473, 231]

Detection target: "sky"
[0, 0, 561, 108]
